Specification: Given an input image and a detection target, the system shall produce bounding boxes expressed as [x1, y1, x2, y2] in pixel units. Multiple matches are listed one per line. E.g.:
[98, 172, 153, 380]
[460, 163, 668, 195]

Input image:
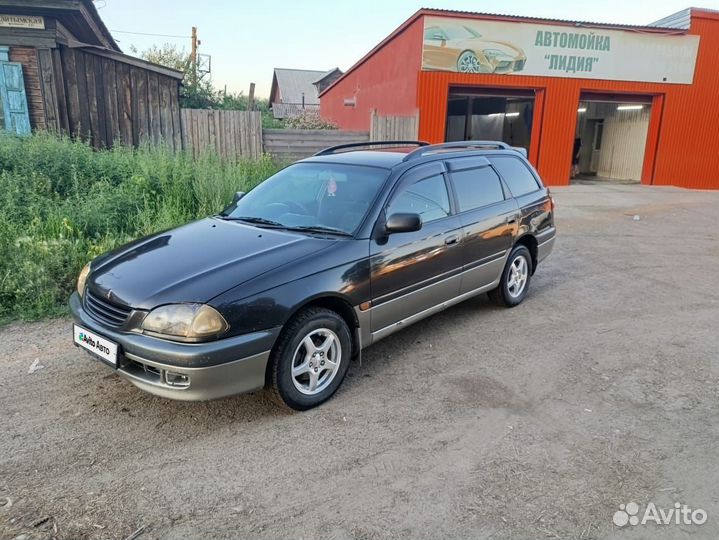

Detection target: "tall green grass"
[0, 132, 283, 322]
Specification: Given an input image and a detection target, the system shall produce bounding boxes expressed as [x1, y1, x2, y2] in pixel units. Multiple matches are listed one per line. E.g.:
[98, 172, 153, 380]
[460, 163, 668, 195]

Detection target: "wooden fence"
[179, 109, 420, 161]
[262, 128, 369, 161]
[370, 110, 419, 141]
[180, 109, 262, 160]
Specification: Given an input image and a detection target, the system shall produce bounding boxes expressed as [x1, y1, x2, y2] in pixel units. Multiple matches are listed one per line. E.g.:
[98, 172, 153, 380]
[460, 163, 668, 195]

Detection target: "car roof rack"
[402, 140, 522, 161]
[314, 140, 429, 156]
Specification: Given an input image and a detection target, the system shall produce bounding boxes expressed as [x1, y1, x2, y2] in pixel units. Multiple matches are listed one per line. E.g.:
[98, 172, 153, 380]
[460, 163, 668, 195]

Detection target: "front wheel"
[488, 245, 533, 307]
[268, 307, 352, 411]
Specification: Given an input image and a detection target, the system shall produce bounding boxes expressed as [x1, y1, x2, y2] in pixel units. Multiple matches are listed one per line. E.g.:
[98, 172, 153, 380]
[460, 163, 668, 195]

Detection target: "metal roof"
[418, 7, 693, 32]
[272, 68, 327, 105]
[312, 68, 342, 85]
[650, 7, 714, 29]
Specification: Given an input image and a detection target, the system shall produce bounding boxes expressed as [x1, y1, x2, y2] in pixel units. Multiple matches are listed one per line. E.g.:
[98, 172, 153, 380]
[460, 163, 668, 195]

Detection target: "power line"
[110, 29, 190, 38]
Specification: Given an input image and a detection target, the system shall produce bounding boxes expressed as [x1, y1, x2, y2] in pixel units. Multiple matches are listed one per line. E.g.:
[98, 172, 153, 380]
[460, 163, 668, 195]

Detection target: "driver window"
[387, 174, 450, 224]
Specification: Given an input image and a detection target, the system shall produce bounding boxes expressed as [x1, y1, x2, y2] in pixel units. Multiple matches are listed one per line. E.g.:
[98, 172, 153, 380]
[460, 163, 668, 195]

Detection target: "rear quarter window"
[450, 167, 505, 212]
[489, 156, 540, 197]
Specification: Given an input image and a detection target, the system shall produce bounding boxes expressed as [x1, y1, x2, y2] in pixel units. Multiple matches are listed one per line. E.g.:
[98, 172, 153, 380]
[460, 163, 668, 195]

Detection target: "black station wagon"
[71, 141, 556, 410]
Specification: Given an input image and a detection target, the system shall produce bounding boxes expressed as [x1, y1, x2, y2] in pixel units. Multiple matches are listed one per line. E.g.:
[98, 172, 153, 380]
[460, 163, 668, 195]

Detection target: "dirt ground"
[1, 183, 717, 540]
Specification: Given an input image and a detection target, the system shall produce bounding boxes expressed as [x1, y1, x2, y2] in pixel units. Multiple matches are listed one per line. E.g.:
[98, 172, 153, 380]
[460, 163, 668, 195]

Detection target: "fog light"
[165, 371, 190, 387]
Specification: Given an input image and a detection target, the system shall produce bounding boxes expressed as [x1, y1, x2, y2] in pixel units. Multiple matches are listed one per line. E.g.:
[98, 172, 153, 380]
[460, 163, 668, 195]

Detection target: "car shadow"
[71, 292, 508, 440]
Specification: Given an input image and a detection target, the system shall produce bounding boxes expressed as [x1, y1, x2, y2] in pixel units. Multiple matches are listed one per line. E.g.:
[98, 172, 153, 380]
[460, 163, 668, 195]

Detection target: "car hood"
[459, 38, 525, 58]
[87, 218, 335, 310]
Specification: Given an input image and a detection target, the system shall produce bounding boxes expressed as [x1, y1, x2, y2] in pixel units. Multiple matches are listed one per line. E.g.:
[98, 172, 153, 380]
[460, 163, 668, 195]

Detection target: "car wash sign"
[422, 15, 700, 84]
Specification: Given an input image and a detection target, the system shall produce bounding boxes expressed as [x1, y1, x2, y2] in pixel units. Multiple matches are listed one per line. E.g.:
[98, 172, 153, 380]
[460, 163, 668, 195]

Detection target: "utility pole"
[248, 83, 255, 111]
[190, 26, 200, 85]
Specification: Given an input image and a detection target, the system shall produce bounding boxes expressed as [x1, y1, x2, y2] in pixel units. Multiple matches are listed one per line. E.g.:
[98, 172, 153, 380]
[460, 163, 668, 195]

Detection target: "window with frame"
[489, 156, 540, 197]
[387, 174, 450, 224]
[450, 167, 505, 212]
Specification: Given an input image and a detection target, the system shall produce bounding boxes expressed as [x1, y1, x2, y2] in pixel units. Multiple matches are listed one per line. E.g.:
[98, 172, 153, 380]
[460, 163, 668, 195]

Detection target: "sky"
[95, 0, 717, 98]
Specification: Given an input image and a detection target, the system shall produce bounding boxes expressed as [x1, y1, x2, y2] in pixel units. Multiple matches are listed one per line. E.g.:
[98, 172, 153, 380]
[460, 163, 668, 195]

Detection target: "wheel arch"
[514, 234, 538, 274]
[265, 293, 361, 386]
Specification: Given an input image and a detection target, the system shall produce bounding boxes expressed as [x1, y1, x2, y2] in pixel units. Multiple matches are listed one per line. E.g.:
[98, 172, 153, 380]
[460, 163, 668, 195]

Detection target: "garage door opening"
[445, 88, 535, 153]
[572, 94, 653, 184]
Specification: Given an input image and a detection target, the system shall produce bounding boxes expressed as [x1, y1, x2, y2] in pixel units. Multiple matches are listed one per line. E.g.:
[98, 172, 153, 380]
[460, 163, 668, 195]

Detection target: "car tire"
[268, 307, 352, 411]
[488, 244, 533, 308]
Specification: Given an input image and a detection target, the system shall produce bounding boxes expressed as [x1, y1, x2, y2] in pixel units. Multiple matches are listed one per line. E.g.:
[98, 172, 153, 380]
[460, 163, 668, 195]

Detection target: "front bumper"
[70, 293, 280, 401]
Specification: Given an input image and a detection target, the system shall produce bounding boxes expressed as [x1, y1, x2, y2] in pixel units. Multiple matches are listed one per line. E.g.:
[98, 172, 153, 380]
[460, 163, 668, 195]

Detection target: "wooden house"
[0, 0, 183, 149]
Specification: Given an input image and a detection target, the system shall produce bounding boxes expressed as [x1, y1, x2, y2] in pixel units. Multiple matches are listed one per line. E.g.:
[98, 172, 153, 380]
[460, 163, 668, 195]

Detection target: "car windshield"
[223, 162, 389, 236]
[443, 26, 481, 40]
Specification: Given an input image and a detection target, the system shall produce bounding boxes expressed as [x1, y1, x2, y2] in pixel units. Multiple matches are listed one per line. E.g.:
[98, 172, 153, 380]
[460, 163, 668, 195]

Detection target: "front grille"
[84, 290, 132, 327]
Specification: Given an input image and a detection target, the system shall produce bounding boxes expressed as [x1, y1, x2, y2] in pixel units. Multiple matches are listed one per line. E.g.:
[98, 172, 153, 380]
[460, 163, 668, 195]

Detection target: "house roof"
[319, 7, 697, 98]
[0, 0, 120, 51]
[312, 67, 342, 85]
[271, 68, 327, 105]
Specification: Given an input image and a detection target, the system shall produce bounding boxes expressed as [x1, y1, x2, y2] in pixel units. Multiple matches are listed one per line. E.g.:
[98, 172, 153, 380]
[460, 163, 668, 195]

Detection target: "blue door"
[0, 53, 31, 135]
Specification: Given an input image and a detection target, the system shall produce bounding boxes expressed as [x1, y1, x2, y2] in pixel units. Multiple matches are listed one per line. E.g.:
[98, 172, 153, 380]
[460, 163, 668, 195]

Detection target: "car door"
[445, 157, 519, 294]
[369, 162, 463, 334]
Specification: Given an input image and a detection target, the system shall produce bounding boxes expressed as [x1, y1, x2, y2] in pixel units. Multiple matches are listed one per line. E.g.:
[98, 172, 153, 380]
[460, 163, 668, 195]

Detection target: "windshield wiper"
[283, 225, 353, 237]
[229, 216, 284, 227]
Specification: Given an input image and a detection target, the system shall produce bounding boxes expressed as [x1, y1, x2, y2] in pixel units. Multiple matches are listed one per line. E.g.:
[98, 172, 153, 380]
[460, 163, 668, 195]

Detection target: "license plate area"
[73, 324, 118, 367]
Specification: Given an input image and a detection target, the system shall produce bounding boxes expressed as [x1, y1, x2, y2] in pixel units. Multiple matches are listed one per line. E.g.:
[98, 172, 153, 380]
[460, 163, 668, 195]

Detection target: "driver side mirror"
[231, 191, 245, 204]
[385, 213, 422, 234]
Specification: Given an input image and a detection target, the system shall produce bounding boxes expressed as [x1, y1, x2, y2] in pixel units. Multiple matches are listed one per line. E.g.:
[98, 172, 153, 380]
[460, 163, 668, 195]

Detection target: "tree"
[131, 43, 216, 108]
[131, 43, 285, 126]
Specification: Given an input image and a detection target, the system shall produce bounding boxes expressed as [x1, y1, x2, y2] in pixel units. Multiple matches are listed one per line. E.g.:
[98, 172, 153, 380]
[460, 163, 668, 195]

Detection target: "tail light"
[548, 191, 555, 212]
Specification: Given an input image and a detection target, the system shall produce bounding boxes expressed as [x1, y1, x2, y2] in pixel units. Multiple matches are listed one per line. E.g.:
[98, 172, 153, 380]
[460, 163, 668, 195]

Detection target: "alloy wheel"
[507, 255, 529, 298]
[291, 328, 342, 395]
[457, 51, 481, 73]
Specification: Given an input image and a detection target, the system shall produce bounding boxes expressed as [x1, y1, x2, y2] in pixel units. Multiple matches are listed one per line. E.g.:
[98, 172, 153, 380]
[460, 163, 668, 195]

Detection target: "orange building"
[320, 8, 719, 189]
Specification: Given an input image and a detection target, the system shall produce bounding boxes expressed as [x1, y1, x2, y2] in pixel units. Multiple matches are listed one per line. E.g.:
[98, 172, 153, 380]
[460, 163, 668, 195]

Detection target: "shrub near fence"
[0, 132, 281, 322]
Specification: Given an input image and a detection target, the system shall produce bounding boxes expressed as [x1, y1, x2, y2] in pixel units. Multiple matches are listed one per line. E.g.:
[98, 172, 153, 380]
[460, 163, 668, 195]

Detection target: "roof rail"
[314, 140, 429, 156]
[403, 140, 518, 161]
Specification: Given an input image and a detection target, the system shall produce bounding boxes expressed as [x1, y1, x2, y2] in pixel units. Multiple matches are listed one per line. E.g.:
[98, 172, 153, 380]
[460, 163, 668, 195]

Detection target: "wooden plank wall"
[36, 45, 182, 150]
[180, 109, 263, 160]
[262, 128, 370, 161]
[8, 47, 45, 130]
[370, 109, 419, 142]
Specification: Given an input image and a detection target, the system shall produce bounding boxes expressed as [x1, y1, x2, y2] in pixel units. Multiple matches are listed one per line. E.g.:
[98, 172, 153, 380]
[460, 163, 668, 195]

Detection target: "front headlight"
[483, 48, 511, 60]
[77, 262, 91, 298]
[141, 304, 229, 341]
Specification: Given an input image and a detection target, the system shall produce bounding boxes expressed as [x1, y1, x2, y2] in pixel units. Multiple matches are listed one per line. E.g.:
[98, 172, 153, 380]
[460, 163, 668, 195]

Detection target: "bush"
[283, 110, 338, 130]
[0, 132, 283, 323]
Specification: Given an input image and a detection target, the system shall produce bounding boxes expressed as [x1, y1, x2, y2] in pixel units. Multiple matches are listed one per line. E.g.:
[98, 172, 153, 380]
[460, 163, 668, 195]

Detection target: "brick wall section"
[8, 46, 46, 131]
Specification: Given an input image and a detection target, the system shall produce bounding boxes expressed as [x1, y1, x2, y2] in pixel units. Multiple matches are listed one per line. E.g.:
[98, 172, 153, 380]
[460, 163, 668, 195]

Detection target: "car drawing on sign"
[423, 24, 527, 74]
[70, 141, 555, 411]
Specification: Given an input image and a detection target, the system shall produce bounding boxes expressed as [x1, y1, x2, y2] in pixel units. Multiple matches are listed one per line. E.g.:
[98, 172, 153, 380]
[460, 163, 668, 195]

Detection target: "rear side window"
[450, 167, 505, 212]
[490, 156, 540, 197]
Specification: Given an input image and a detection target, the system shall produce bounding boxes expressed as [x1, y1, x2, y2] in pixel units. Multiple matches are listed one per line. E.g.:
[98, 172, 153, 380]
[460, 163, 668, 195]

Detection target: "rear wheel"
[488, 245, 533, 307]
[268, 307, 352, 411]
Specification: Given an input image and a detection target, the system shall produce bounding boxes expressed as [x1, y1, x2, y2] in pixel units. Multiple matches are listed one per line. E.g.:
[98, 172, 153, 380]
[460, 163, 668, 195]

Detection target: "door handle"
[444, 235, 459, 246]
[506, 217, 518, 226]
